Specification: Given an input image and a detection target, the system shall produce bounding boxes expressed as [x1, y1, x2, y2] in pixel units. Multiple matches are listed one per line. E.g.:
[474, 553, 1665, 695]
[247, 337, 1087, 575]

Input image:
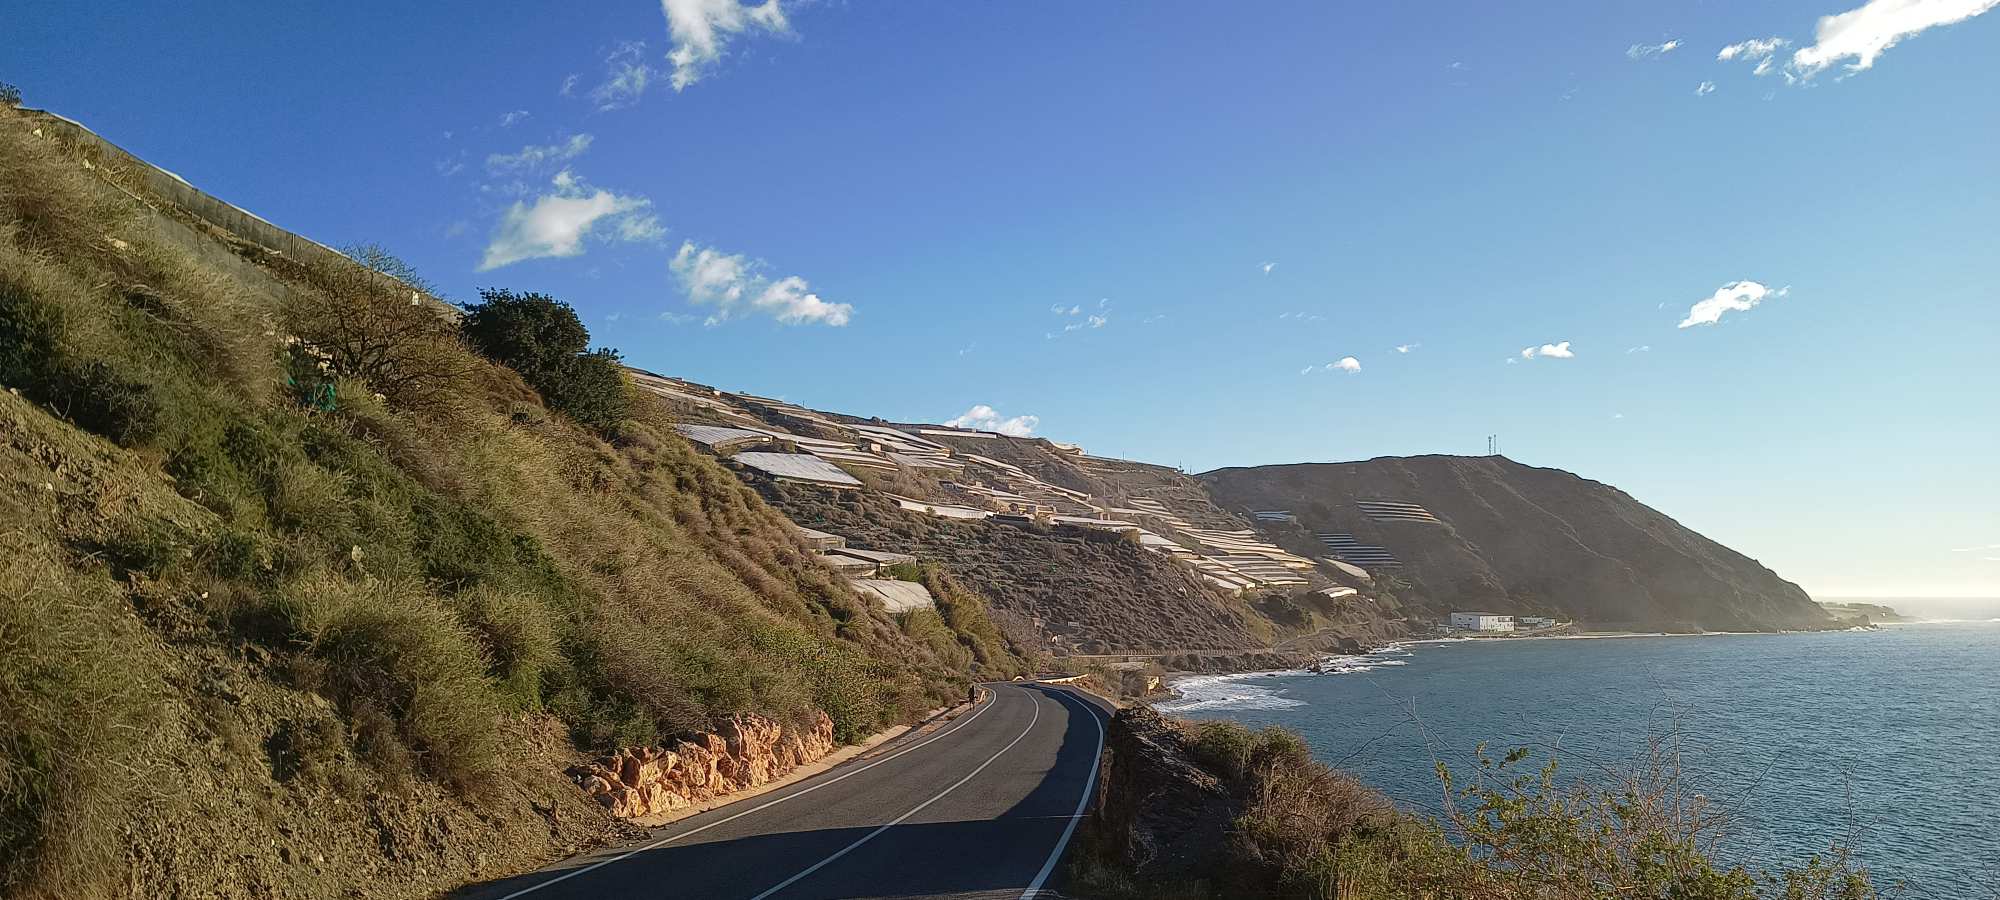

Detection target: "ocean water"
[1162, 621, 2000, 897]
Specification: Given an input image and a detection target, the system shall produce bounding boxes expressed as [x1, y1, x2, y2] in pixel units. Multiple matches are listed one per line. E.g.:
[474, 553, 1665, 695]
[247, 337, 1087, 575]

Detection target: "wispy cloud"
[498, 110, 531, 127]
[479, 170, 660, 270]
[1788, 0, 1999, 80]
[1949, 543, 2000, 552]
[1627, 345, 1651, 354]
[486, 133, 594, 175]
[1395, 343, 1419, 354]
[1718, 37, 1790, 61]
[590, 41, 655, 111]
[1520, 341, 1575, 360]
[558, 73, 581, 97]
[944, 404, 1038, 437]
[662, 0, 791, 91]
[1261, 261, 1275, 274]
[1696, 80, 1718, 96]
[1627, 39, 1682, 59]
[669, 240, 852, 326]
[1679, 281, 1788, 328]
[1329, 356, 1361, 373]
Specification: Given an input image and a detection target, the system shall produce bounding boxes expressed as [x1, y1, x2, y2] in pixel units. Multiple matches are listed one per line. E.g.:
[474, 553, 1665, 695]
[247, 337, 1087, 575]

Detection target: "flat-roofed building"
[1449, 612, 1515, 632]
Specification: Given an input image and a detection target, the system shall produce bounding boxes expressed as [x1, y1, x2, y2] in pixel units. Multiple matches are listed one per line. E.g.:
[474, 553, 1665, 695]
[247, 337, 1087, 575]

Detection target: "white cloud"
[486, 133, 594, 175]
[1520, 341, 1574, 359]
[479, 172, 658, 270]
[662, 0, 790, 91]
[498, 110, 531, 127]
[591, 41, 655, 110]
[1627, 345, 1651, 354]
[1261, 261, 1275, 274]
[669, 240, 853, 326]
[1395, 343, 1419, 354]
[1719, 37, 1790, 60]
[1696, 80, 1718, 96]
[1627, 39, 1682, 59]
[1300, 365, 1316, 375]
[1949, 543, 2000, 552]
[1678, 280, 1788, 328]
[1051, 304, 1081, 316]
[1612, 412, 1626, 419]
[559, 73, 581, 97]
[1059, 314, 1108, 334]
[1790, 0, 1999, 79]
[1329, 356, 1361, 373]
[944, 404, 1039, 437]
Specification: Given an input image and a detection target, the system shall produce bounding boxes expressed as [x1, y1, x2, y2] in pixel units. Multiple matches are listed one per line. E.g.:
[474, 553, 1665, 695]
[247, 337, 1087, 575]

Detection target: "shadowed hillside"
[1202, 455, 1830, 631]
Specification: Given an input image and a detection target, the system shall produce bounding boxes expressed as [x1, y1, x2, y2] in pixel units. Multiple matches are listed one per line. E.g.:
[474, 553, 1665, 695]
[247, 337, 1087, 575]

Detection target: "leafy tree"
[459, 289, 629, 432]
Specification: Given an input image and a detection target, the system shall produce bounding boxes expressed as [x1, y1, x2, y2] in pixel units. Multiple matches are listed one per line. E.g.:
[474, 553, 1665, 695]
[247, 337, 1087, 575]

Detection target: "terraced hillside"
[1202, 455, 1833, 632]
[632, 377, 1406, 665]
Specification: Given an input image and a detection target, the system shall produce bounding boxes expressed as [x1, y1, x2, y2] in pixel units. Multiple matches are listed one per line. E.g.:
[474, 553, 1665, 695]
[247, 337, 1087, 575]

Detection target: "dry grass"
[0, 102, 1004, 892]
[0, 538, 159, 897]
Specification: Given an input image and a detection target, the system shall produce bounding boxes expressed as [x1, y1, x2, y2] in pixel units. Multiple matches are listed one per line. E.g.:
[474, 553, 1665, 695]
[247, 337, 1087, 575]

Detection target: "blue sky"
[9, 1, 1998, 600]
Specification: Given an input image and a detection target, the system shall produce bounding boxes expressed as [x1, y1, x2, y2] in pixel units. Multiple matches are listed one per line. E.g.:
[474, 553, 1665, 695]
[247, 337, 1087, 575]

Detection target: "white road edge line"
[747, 688, 1045, 900]
[491, 688, 999, 900]
[1020, 688, 1106, 899]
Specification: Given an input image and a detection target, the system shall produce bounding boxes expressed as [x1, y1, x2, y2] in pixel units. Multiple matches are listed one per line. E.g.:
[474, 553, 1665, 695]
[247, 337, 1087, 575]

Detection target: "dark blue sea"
[1162, 621, 2000, 898]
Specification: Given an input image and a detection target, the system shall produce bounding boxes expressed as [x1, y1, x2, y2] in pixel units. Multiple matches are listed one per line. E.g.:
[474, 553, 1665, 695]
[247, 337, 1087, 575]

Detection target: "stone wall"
[568, 711, 837, 819]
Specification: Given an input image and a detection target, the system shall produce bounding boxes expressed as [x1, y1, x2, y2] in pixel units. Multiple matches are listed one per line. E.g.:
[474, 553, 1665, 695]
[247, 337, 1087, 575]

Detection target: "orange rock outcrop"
[568, 711, 837, 819]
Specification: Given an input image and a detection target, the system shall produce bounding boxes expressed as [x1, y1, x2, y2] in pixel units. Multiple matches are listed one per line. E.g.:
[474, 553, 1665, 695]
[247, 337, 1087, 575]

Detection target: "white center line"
[490, 689, 998, 900]
[747, 688, 1045, 900]
[1020, 688, 1106, 899]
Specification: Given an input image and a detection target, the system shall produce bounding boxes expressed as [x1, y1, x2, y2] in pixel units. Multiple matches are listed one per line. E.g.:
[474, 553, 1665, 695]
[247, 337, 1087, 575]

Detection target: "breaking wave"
[1156, 671, 1309, 712]
[1314, 642, 1415, 675]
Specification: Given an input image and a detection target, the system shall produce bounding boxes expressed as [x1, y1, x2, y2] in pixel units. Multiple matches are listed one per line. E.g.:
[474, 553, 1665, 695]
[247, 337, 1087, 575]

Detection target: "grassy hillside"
[0, 104, 1005, 897]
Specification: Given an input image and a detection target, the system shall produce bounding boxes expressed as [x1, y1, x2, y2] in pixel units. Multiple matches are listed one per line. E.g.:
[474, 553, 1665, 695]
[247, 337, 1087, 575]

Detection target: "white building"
[1449, 612, 1515, 632]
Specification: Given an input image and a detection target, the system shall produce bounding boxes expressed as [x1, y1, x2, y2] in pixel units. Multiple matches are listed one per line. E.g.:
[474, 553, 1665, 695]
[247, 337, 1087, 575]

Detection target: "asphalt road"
[454, 682, 1111, 900]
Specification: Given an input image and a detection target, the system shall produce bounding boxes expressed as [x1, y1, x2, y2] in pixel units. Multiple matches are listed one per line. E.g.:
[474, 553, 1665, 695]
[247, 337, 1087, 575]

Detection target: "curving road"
[454, 682, 1111, 900]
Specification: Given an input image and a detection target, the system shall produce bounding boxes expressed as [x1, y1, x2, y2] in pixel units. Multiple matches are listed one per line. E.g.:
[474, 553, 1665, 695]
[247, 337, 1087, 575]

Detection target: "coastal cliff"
[1202, 455, 1831, 632]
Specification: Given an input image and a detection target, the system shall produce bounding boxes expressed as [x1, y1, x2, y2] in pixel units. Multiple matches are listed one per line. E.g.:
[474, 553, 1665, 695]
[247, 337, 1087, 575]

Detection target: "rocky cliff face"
[1202, 455, 1829, 632]
[568, 711, 836, 820]
[1087, 707, 1236, 883]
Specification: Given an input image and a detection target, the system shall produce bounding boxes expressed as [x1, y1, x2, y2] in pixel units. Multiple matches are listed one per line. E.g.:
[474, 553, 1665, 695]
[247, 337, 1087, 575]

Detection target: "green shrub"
[459, 289, 629, 432]
[540, 348, 630, 433]
[452, 585, 561, 712]
[1187, 719, 1256, 779]
[278, 574, 504, 790]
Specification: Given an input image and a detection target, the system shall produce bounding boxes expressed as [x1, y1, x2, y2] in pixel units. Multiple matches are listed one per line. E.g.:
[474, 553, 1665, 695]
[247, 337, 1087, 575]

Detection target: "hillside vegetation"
[1076, 708, 1883, 900]
[0, 104, 1006, 898]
